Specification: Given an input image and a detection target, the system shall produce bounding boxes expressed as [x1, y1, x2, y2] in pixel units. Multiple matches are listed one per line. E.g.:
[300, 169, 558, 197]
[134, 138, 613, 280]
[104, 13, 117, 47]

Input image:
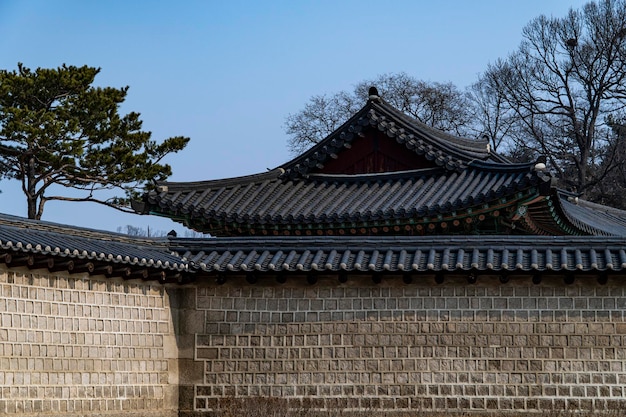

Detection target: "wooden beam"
[27, 256, 54, 270]
[128, 269, 149, 280]
[93, 264, 114, 276]
[48, 260, 75, 273]
[149, 270, 167, 281]
[5, 254, 32, 267]
[68, 262, 95, 274]
[108, 267, 132, 279]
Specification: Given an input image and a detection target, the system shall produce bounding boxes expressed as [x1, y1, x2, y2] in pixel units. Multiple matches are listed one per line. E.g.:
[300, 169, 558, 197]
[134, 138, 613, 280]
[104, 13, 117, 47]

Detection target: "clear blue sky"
[0, 0, 587, 234]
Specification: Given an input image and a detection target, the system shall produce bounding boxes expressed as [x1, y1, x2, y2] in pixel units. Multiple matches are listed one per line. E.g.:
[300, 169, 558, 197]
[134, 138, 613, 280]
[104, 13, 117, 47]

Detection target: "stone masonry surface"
[189, 275, 626, 414]
[0, 266, 178, 417]
[5, 263, 626, 416]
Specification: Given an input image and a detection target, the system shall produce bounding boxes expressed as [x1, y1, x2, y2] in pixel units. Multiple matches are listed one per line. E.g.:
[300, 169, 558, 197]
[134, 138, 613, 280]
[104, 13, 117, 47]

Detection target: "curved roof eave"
[141, 163, 542, 233]
[556, 192, 626, 236]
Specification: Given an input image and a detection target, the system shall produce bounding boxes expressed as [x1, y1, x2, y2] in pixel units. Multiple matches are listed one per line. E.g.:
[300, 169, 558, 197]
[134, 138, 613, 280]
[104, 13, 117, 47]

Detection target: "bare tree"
[592, 114, 626, 207]
[483, 0, 626, 199]
[284, 91, 359, 154]
[355, 74, 473, 135]
[466, 74, 520, 154]
[285, 73, 474, 154]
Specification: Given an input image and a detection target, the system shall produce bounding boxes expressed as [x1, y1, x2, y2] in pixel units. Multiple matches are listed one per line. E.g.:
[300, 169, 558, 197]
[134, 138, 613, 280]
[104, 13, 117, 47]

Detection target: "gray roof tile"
[3, 212, 625, 282]
[146, 165, 540, 231]
[170, 236, 626, 274]
[560, 194, 626, 236]
[0, 213, 187, 272]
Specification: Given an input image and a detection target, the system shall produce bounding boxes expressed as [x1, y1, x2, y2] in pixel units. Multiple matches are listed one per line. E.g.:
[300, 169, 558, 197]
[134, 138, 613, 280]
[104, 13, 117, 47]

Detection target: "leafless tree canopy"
[284, 91, 360, 154]
[595, 114, 626, 207]
[284, 73, 474, 154]
[466, 74, 520, 155]
[483, 0, 626, 199]
[285, 1, 626, 208]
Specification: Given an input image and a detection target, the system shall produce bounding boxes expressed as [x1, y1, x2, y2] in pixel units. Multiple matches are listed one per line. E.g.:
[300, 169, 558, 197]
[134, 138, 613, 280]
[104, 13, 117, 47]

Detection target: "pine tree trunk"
[27, 154, 38, 220]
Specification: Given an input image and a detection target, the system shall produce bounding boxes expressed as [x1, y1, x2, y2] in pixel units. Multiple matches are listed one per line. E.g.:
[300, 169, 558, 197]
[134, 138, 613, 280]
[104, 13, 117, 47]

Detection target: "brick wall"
[185, 274, 626, 415]
[0, 266, 179, 417]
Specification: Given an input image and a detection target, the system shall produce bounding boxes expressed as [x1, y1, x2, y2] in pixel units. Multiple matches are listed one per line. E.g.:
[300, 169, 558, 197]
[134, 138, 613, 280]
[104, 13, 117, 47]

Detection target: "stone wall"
[0, 265, 179, 417]
[184, 274, 626, 415]
[4, 264, 626, 416]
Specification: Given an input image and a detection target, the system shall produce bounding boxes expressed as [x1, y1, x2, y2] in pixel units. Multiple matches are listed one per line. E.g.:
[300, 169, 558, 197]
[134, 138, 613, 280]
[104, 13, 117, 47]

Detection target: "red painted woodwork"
[316, 129, 437, 175]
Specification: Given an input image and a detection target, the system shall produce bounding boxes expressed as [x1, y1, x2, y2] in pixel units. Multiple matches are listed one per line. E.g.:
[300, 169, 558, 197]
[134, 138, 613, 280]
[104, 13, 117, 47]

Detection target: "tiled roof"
[170, 235, 626, 275]
[135, 96, 522, 236]
[281, 98, 509, 179]
[134, 92, 626, 239]
[2, 212, 625, 282]
[142, 163, 543, 235]
[0, 213, 187, 280]
[560, 194, 626, 236]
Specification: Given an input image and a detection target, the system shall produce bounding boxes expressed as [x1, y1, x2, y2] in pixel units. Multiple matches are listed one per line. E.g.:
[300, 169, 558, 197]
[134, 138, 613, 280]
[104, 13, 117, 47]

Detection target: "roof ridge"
[281, 96, 511, 179]
[371, 100, 489, 149]
[468, 159, 536, 172]
[307, 167, 446, 181]
[156, 168, 283, 190]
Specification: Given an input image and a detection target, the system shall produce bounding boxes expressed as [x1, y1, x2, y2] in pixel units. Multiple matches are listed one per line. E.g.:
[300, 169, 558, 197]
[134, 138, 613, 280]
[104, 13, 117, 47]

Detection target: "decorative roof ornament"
[368, 86, 381, 102]
[533, 155, 547, 172]
[568, 196, 580, 205]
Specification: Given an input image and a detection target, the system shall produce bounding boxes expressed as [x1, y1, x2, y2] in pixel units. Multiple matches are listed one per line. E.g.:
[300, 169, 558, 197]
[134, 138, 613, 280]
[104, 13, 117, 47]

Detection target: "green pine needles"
[0, 63, 189, 220]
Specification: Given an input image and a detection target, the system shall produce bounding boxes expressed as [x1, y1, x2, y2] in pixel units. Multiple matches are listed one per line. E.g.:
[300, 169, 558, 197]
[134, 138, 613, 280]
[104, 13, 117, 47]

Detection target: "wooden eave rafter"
[201, 270, 615, 287]
[520, 196, 589, 236]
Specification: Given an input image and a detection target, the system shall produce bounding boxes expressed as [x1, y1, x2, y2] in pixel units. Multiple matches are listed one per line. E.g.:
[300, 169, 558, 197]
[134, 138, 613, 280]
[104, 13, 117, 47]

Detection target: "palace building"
[3, 88, 626, 416]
